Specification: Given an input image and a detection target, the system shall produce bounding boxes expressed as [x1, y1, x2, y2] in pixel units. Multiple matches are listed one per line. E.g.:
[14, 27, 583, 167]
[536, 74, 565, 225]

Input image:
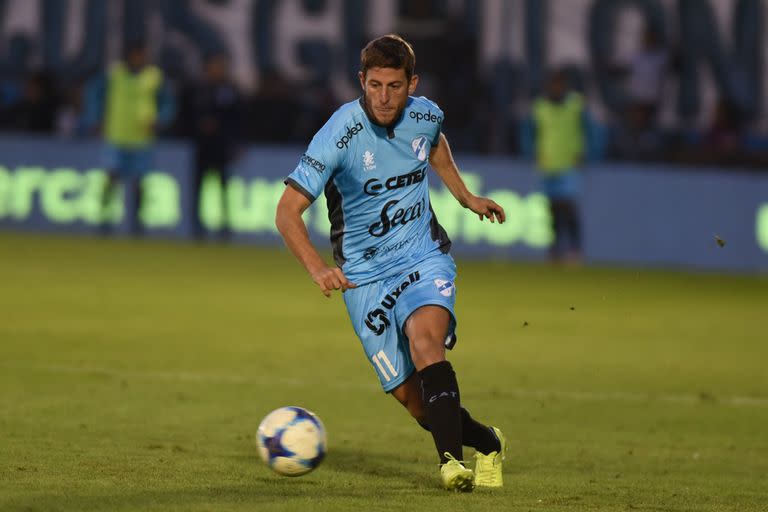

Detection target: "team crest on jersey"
[363, 150, 376, 171]
[434, 278, 454, 297]
[411, 136, 428, 161]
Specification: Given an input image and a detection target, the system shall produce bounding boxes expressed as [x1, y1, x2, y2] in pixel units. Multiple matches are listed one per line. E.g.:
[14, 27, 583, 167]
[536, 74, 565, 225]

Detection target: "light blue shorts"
[541, 171, 580, 199]
[343, 253, 458, 392]
[103, 145, 153, 178]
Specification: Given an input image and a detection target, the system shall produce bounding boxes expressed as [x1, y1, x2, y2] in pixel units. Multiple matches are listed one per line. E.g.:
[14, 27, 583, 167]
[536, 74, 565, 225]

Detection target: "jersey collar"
[358, 96, 408, 139]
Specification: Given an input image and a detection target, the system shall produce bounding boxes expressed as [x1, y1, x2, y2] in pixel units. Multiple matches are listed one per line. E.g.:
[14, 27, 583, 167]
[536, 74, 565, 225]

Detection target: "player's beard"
[362, 93, 406, 128]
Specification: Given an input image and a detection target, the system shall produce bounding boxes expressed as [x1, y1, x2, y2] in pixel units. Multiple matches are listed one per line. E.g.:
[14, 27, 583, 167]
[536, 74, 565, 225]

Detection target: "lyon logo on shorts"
[434, 279, 453, 297]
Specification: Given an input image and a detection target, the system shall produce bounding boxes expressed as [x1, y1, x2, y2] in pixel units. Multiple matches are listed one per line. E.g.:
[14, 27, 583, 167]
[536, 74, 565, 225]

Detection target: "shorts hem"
[381, 367, 415, 393]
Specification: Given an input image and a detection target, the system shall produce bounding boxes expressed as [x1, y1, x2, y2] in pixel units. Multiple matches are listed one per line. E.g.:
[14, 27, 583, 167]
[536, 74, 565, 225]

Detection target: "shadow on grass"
[1, 448, 445, 511]
[233, 444, 435, 489]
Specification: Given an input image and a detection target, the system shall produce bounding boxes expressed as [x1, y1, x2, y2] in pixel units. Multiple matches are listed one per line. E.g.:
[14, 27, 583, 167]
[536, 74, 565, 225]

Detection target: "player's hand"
[464, 194, 505, 224]
[310, 266, 357, 298]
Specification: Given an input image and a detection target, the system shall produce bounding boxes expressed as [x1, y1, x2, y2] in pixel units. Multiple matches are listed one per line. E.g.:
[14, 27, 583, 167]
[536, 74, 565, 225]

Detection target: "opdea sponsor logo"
[335, 122, 364, 149]
[409, 110, 442, 124]
[368, 198, 425, 237]
[364, 271, 421, 335]
[300, 154, 326, 173]
[364, 168, 426, 196]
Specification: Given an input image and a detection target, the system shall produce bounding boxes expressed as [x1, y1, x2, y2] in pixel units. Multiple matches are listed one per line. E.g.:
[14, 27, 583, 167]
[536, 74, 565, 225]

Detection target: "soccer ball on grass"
[256, 406, 327, 476]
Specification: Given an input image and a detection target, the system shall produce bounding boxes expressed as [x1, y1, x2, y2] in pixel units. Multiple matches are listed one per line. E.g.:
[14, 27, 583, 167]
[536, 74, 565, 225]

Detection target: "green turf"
[1, 232, 766, 511]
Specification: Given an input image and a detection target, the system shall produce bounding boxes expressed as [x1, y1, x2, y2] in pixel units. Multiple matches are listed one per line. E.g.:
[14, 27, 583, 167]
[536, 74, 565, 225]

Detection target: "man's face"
[547, 75, 566, 101]
[206, 56, 228, 83]
[127, 49, 148, 70]
[359, 67, 418, 126]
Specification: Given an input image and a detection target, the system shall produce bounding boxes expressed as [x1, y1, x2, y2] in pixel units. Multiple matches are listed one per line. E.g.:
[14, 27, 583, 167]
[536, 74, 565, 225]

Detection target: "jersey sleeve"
[285, 127, 342, 202]
[418, 96, 444, 146]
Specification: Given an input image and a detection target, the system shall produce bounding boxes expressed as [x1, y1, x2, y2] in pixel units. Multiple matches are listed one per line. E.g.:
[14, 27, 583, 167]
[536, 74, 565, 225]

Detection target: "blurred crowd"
[1, 24, 767, 171]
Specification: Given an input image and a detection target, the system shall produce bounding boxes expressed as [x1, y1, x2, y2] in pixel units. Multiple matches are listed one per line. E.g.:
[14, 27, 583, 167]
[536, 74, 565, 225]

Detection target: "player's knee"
[409, 333, 445, 369]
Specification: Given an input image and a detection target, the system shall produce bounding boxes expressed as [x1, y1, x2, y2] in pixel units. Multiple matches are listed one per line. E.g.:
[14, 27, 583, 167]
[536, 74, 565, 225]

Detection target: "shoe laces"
[474, 450, 500, 469]
[441, 452, 470, 467]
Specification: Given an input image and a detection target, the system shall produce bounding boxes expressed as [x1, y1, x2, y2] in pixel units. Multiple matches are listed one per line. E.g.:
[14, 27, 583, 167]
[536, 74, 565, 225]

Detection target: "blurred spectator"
[532, 69, 585, 263]
[434, 15, 480, 151]
[83, 42, 175, 234]
[251, 71, 301, 143]
[293, 78, 339, 142]
[626, 27, 668, 122]
[55, 81, 88, 138]
[2, 71, 58, 133]
[610, 103, 669, 162]
[703, 100, 744, 162]
[177, 53, 245, 237]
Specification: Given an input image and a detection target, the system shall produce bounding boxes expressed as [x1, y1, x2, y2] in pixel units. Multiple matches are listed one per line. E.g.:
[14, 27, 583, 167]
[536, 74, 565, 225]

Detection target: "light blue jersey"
[285, 96, 451, 286]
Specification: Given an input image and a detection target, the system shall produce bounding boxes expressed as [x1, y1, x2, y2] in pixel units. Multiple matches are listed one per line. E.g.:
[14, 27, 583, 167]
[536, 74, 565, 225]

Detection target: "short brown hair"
[360, 34, 416, 80]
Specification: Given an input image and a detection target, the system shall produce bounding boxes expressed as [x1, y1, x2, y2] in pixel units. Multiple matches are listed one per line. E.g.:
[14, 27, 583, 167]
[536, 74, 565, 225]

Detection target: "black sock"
[461, 408, 501, 455]
[419, 361, 462, 464]
[416, 410, 501, 455]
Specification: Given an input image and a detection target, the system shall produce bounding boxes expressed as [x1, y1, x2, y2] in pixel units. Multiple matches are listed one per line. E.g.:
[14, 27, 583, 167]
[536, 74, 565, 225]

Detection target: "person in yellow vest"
[532, 69, 586, 262]
[84, 42, 175, 234]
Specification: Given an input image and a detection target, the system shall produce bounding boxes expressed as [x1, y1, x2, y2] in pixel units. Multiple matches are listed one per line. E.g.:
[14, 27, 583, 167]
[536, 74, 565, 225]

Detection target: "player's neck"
[358, 96, 403, 137]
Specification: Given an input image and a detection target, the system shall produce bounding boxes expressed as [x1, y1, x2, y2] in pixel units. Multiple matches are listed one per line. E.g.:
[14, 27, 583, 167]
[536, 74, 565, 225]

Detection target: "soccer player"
[275, 35, 506, 492]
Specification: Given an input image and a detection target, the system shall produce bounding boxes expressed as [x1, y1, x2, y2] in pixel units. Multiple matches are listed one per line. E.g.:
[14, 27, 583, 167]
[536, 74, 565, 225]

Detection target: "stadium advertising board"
[0, 136, 766, 272]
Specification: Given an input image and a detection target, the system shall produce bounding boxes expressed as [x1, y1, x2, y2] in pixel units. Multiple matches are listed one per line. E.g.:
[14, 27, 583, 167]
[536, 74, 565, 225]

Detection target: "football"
[256, 406, 327, 476]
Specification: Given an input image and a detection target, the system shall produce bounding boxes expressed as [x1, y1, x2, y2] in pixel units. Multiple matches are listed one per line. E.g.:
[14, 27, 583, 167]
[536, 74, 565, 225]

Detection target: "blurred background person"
[55, 81, 88, 139]
[625, 27, 668, 124]
[1, 71, 58, 133]
[250, 71, 301, 143]
[83, 41, 175, 234]
[177, 53, 245, 238]
[532, 69, 586, 263]
[702, 99, 746, 166]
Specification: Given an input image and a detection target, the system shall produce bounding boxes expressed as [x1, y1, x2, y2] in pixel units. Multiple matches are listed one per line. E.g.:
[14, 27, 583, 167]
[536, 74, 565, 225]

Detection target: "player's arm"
[275, 185, 356, 297]
[429, 133, 505, 223]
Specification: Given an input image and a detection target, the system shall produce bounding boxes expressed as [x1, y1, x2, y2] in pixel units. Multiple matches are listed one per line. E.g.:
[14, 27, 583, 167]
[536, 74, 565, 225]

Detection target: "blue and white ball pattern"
[256, 406, 327, 476]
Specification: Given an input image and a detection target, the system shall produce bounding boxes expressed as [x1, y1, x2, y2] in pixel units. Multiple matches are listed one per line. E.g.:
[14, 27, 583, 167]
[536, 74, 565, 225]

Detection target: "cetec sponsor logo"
[409, 109, 443, 124]
[301, 154, 326, 173]
[363, 168, 426, 196]
[364, 271, 421, 335]
[335, 122, 364, 149]
[368, 198, 425, 237]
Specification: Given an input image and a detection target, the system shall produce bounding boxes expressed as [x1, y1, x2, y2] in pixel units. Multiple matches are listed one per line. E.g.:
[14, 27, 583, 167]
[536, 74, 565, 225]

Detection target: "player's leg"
[549, 198, 568, 261]
[563, 197, 582, 259]
[395, 255, 506, 488]
[99, 145, 121, 232]
[404, 305, 473, 491]
[390, 373, 428, 426]
[130, 147, 154, 236]
[391, 373, 502, 457]
[404, 306, 459, 458]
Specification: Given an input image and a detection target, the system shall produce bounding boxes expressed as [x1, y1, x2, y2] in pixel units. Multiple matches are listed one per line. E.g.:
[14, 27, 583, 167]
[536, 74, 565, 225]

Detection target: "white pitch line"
[3, 364, 768, 408]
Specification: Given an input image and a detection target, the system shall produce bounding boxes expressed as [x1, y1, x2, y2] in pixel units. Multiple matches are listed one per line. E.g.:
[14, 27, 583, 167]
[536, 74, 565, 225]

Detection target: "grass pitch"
[1, 232, 766, 511]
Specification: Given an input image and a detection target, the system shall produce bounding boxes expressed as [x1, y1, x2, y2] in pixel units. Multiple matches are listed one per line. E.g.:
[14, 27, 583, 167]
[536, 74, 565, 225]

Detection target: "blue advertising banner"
[1, 136, 766, 272]
[0, 135, 194, 238]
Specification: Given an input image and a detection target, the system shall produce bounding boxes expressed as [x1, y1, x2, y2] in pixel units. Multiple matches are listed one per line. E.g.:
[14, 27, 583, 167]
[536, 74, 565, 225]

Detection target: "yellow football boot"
[473, 427, 507, 488]
[440, 452, 474, 492]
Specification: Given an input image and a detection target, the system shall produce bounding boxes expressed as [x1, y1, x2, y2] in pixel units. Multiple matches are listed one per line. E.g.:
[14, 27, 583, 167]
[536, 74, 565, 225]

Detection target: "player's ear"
[408, 74, 419, 95]
[358, 71, 366, 91]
